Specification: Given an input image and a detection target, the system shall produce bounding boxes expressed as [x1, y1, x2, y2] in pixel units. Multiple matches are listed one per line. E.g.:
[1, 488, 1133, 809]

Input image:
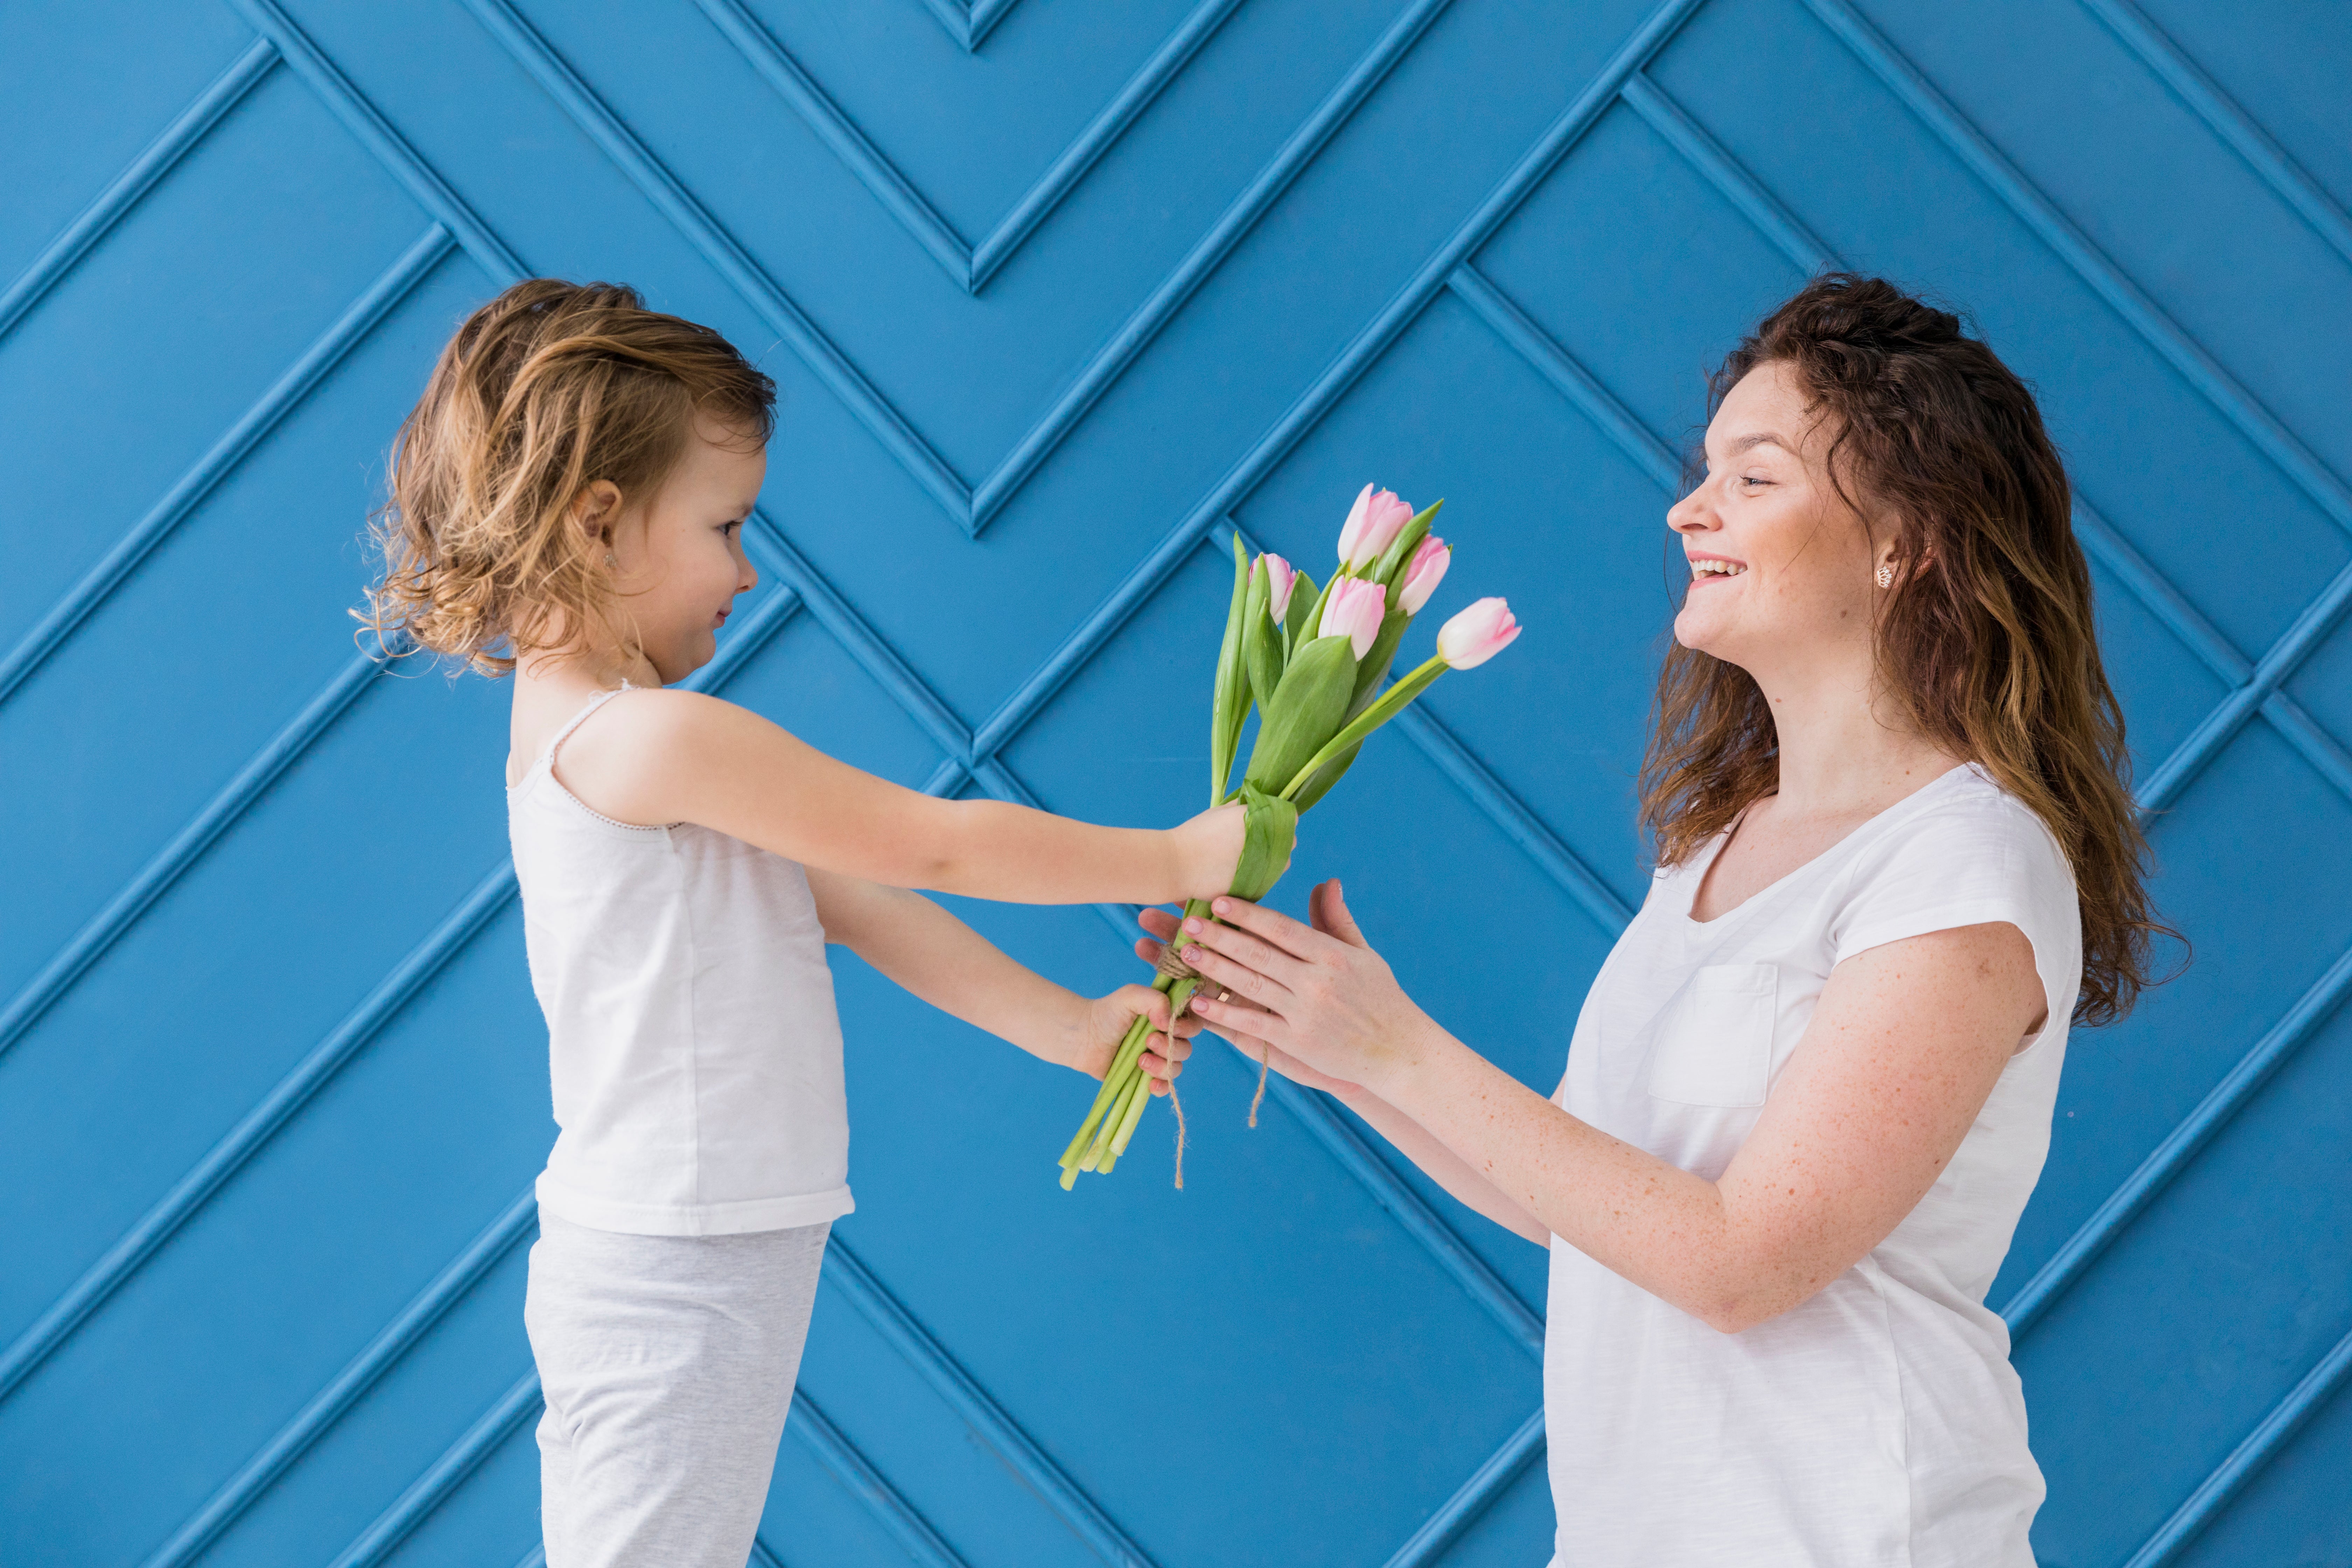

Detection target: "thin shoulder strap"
[538, 682, 633, 769]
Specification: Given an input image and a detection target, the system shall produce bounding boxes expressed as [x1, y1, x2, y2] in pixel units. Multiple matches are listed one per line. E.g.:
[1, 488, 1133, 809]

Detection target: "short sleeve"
[1830, 790, 2084, 1031]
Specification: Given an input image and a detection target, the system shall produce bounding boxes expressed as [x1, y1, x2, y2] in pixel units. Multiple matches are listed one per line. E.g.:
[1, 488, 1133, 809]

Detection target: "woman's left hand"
[1174, 879, 1436, 1093]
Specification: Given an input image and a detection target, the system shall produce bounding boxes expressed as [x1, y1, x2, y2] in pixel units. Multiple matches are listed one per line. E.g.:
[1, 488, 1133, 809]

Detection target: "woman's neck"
[1751, 656, 1964, 824]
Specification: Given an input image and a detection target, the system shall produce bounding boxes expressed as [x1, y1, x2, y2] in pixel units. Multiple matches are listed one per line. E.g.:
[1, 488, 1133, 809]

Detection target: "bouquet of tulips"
[1058, 484, 1521, 1188]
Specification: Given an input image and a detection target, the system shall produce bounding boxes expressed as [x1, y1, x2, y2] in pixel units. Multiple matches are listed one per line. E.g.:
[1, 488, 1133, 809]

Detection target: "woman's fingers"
[1190, 989, 1281, 1045]
[1182, 912, 1310, 990]
[1308, 878, 1371, 950]
[1177, 937, 1292, 1008]
[1138, 906, 1183, 942]
[1207, 895, 1330, 962]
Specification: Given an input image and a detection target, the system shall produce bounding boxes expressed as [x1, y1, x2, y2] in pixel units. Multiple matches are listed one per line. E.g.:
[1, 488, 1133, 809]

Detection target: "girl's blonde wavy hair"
[362, 279, 775, 675]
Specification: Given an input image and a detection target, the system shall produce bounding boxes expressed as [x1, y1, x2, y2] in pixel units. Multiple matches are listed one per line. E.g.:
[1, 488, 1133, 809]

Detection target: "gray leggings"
[524, 1210, 830, 1568]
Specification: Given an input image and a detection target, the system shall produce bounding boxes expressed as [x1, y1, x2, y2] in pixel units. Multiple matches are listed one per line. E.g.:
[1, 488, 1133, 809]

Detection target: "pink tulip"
[1396, 536, 1450, 614]
[1436, 597, 1519, 668]
[1337, 483, 1415, 569]
[1265, 553, 1299, 623]
[1315, 575, 1388, 660]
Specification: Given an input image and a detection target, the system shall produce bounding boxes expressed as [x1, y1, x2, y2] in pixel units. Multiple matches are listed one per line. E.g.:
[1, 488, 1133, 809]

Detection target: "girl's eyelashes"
[1738, 474, 1772, 489]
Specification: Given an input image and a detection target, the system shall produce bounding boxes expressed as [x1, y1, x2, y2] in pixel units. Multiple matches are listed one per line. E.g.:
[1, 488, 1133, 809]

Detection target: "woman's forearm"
[1370, 1023, 1754, 1325]
[1331, 1084, 1550, 1245]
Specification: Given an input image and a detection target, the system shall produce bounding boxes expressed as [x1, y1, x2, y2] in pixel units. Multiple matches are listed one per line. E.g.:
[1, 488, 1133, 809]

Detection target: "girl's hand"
[1073, 983, 1197, 1097]
[1166, 880, 1437, 1094]
[1168, 801, 1258, 903]
[1135, 909, 1362, 1098]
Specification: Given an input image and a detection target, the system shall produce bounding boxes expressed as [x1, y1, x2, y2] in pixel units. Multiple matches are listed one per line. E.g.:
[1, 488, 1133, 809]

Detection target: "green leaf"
[1294, 567, 1343, 651]
[1242, 558, 1285, 715]
[1280, 567, 1320, 665]
[1279, 654, 1450, 800]
[1241, 634, 1357, 800]
[1228, 784, 1298, 901]
[1208, 534, 1252, 805]
[1288, 740, 1360, 812]
[1348, 607, 1412, 713]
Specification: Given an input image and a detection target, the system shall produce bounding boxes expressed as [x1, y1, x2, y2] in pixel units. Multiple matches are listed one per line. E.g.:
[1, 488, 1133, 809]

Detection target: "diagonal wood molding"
[691, 0, 1244, 293]
[6, 0, 2347, 1558]
[0, 37, 279, 344]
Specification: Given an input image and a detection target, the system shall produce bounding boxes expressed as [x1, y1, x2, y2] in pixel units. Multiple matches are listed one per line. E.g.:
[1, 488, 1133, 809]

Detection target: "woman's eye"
[1738, 475, 1770, 489]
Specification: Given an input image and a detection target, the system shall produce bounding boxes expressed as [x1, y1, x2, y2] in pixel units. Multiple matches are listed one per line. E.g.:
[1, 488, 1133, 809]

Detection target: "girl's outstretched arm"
[808, 868, 1194, 1091]
[553, 688, 1249, 906]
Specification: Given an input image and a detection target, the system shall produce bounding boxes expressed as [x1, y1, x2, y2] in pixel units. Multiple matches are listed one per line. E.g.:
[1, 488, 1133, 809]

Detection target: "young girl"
[364, 279, 1251, 1567]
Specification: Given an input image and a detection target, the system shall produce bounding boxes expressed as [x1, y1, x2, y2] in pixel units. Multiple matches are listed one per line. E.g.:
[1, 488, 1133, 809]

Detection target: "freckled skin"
[1152, 362, 2049, 1335]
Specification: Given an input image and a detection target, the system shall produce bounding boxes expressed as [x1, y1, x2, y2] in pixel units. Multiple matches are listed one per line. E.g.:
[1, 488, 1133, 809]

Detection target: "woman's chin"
[1672, 607, 1728, 657]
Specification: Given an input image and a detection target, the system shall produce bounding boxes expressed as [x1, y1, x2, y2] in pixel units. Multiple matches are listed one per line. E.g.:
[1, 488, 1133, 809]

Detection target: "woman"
[1150, 275, 2171, 1566]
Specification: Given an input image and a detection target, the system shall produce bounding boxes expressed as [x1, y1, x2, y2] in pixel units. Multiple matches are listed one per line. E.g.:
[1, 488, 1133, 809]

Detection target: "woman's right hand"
[1135, 907, 1361, 1098]
[1168, 800, 1255, 903]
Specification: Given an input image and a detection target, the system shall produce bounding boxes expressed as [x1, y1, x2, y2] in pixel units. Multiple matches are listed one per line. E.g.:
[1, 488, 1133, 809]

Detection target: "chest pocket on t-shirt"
[1647, 963, 1778, 1108]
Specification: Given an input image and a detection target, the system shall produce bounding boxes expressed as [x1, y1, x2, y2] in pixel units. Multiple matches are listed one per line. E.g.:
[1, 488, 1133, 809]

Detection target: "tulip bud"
[1336, 483, 1415, 570]
[1314, 576, 1387, 660]
[1397, 536, 1450, 614]
[1436, 597, 1520, 669]
[1265, 553, 1298, 623]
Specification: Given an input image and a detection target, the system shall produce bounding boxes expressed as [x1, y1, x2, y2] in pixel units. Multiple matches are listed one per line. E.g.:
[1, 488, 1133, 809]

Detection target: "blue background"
[3, 1, 2348, 1564]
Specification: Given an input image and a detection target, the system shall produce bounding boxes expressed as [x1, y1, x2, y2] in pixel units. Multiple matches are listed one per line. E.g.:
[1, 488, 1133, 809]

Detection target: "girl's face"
[605, 417, 766, 684]
[1666, 360, 1884, 681]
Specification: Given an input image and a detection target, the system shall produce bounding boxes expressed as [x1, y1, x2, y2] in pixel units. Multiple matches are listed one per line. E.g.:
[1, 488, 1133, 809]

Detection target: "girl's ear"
[571, 479, 624, 543]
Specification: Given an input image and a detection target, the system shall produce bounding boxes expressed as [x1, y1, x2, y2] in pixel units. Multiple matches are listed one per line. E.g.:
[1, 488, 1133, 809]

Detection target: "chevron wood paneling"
[3, 1, 2347, 1564]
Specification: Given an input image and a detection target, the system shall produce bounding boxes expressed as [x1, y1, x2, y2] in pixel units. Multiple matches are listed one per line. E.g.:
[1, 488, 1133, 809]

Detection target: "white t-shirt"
[1544, 763, 2080, 1567]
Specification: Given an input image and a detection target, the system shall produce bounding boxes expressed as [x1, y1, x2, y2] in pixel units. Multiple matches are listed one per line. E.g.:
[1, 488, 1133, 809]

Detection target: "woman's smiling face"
[1666, 359, 1884, 678]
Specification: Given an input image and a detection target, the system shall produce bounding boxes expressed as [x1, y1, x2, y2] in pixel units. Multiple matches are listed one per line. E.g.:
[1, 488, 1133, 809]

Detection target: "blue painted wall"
[4, 1, 2348, 1564]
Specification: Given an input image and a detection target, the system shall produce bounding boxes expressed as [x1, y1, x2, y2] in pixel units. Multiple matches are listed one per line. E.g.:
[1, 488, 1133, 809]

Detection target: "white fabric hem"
[536, 1172, 855, 1237]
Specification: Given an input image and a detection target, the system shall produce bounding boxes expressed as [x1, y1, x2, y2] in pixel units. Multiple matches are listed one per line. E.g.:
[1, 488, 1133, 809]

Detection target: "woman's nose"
[1667, 484, 1713, 534]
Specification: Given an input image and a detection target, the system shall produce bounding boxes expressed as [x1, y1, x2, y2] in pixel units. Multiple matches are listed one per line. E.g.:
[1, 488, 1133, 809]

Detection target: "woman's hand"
[1167, 800, 1265, 903]
[1134, 909, 1362, 1098]
[1071, 982, 1196, 1097]
[1156, 880, 1438, 1095]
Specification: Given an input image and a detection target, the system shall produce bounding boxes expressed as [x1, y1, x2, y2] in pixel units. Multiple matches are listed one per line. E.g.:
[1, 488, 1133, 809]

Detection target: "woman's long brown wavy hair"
[360, 279, 776, 675]
[1639, 274, 2176, 1026]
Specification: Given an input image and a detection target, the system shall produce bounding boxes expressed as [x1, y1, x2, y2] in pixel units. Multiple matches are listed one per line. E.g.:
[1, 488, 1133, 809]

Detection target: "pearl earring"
[1875, 562, 1894, 588]
[605, 550, 618, 568]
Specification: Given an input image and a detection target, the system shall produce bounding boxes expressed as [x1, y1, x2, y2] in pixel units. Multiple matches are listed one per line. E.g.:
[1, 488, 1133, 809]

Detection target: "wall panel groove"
[0, 36, 279, 343]
[0, 222, 451, 708]
[11, 0, 2348, 1560]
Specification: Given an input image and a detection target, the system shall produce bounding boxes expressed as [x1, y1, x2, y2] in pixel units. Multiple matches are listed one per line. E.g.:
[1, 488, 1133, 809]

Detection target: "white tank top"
[506, 687, 853, 1236]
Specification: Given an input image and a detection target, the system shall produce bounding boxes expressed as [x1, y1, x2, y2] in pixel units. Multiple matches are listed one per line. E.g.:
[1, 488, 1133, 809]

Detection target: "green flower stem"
[1279, 656, 1449, 801]
[1089, 1071, 1148, 1172]
[1059, 1022, 1142, 1169]
[1107, 1056, 1157, 1157]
